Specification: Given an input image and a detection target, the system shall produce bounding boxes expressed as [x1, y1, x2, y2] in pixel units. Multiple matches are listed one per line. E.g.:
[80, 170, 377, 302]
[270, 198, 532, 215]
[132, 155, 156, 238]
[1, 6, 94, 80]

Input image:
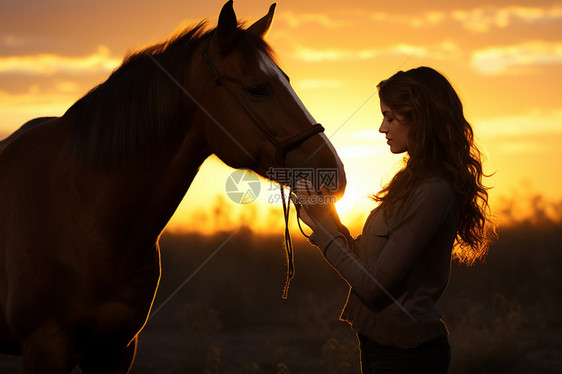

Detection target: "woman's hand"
[293, 179, 336, 231]
[292, 196, 317, 230]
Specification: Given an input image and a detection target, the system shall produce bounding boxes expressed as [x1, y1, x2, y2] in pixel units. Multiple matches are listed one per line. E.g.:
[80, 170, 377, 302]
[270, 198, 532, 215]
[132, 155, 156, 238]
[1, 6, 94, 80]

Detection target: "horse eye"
[246, 84, 271, 98]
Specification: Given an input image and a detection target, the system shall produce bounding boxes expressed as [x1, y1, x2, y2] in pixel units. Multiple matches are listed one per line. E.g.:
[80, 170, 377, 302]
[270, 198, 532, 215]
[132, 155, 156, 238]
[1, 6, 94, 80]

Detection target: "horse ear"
[216, 0, 237, 53]
[247, 3, 276, 38]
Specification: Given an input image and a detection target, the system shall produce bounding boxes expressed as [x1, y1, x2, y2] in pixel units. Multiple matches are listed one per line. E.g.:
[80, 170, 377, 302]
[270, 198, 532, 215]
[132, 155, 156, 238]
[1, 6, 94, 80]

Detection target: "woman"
[295, 66, 495, 373]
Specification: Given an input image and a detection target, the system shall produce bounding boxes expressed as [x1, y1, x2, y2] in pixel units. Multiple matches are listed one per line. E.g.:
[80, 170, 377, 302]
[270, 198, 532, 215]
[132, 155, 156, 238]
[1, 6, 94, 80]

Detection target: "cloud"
[279, 9, 449, 31]
[452, 6, 562, 32]
[292, 42, 465, 63]
[276, 5, 562, 34]
[367, 5, 562, 32]
[55, 81, 80, 94]
[369, 10, 447, 28]
[471, 41, 562, 74]
[494, 141, 544, 155]
[0, 45, 121, 75]
[0, 89, 74, 107]
[369, 6, 562, 30]
[294, 47, 360, 62]
[0, 90, 76, 136]
[279, 11, 352, 29]
[475, 108, 562, 139]
[293, 44, 428, 63]
[1, 34, 27, 47]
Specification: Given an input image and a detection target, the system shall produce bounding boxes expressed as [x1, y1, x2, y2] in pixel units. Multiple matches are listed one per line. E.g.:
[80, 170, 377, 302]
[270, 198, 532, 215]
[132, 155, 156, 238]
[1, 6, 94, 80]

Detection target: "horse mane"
[65, 21, 275, 166]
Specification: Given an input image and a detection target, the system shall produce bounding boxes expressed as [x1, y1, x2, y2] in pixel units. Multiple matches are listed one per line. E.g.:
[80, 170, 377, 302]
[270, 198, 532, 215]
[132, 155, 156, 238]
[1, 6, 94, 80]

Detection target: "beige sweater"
[309, 178, 459, 349]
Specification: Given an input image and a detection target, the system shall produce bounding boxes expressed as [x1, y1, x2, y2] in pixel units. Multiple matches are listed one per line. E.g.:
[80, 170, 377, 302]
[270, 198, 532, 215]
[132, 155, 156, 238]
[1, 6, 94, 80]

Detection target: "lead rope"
[280, 184, 294, 299]
[280, 183, 317, 299]
[202, 39, 321, 298]
[295, 199, 312, 240]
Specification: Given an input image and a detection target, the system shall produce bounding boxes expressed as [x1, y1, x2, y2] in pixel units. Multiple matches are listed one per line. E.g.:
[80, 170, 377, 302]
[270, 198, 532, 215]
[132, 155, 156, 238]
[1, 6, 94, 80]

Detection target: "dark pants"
[358, 334, 450, 374]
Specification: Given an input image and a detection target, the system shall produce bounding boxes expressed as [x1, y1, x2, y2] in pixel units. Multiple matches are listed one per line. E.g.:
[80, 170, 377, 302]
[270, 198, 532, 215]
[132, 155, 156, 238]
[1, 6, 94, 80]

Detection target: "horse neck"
[63, 40, 215, 247]
[93, 118, 211, 249]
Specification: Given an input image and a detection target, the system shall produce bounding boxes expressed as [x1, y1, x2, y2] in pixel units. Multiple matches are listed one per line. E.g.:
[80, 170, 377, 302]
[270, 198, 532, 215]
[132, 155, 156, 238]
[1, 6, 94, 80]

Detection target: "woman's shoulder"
[417, 177, 455, 198]
[399, 177, 456, 216]
[384, 177, 457, 230]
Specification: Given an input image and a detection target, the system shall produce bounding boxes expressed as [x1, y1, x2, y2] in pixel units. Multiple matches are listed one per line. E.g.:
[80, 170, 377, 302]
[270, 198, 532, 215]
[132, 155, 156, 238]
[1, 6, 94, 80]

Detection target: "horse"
[0, 1, 346, 372]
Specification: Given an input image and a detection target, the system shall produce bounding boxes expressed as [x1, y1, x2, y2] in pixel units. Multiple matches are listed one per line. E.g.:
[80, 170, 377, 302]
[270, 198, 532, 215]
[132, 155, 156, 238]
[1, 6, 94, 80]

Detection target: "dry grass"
[0, 215, 560, 373]
[132, 216, 562, 373]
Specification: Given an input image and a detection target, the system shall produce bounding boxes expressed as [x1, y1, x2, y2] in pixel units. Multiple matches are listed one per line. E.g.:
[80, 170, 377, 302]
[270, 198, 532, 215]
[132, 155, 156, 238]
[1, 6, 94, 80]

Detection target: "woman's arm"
[294, 180, 356, 248]
[300, 180, 456, 305]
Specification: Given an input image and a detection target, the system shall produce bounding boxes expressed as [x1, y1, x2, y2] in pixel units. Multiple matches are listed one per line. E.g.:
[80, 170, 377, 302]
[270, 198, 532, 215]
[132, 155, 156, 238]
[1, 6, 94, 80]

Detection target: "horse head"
[192, 1, 346, 198]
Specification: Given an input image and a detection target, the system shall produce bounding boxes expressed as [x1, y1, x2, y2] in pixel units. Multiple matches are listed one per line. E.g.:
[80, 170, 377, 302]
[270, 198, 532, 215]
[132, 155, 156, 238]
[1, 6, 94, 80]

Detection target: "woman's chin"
[390, 147, 408, 154]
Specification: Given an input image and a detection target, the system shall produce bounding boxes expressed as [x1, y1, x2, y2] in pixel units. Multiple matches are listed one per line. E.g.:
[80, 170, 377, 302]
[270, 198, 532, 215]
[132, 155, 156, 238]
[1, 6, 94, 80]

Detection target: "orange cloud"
[0, 45, 120, 75]
[471, 41, 562, 74]
[279, 11, 352, 28]
[293, 44, 428, 62]
[452, 6, 562, 32]
[475, 109, 562, 138]
[291, 41, 467, 63]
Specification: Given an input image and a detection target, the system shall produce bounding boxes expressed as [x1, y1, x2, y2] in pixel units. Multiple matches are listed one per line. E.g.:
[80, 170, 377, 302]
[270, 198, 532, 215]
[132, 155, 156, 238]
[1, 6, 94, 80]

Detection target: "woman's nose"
[379, 120, 387, 134]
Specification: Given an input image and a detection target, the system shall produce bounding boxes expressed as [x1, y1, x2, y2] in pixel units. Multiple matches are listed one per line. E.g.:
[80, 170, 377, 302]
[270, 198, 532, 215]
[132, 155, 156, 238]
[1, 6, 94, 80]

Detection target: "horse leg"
[79, 336, 137, 374]
[21, 324, 76, 374]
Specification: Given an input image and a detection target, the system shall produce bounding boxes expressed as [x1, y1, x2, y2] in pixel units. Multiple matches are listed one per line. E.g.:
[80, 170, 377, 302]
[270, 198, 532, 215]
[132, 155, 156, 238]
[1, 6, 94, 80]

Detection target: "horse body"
[0, 114, 214, 371]
[0, 117, 157, 367]
[0, 2, 346, 372]
[1, 109, 211, 367]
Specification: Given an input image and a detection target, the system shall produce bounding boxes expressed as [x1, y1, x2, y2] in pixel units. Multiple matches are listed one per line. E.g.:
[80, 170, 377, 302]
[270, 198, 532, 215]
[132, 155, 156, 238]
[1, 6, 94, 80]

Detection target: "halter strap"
[202, 39, 325, 166]
[276, 123, 324, 165]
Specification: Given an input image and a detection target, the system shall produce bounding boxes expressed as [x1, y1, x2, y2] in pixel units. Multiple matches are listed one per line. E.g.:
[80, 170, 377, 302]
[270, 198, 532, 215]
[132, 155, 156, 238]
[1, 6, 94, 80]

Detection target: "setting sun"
[335, 187, 360, 215]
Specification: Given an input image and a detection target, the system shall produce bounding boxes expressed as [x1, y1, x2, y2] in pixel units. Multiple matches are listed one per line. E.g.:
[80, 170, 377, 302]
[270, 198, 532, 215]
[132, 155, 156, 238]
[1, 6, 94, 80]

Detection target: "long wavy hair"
[374, 66, 495, 264]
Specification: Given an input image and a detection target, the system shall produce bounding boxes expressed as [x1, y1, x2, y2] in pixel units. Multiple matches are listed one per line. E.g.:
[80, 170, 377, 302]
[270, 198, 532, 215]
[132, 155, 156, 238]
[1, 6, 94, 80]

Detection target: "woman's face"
[379, 101, 410, 154]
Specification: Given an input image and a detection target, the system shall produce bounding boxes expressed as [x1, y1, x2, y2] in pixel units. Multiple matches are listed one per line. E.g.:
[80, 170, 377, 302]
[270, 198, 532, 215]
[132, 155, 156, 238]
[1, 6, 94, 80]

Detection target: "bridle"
[202, 39, 324, 298]
[202, 40, 325, 166]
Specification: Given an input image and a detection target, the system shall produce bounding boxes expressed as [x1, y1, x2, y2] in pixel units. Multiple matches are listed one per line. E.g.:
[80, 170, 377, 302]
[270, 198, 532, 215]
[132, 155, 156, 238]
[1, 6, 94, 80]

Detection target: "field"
[1, 217, 561, 373]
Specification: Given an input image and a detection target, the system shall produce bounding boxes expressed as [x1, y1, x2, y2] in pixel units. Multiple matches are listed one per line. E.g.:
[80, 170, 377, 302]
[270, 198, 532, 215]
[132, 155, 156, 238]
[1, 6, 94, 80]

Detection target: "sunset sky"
[1, 0, 561, 234]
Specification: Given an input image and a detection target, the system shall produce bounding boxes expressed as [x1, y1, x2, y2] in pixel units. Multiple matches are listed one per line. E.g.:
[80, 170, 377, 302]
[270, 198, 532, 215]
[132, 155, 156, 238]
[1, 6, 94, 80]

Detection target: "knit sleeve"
[308, 216, 357, 253]
[310, 180, 455, 305]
